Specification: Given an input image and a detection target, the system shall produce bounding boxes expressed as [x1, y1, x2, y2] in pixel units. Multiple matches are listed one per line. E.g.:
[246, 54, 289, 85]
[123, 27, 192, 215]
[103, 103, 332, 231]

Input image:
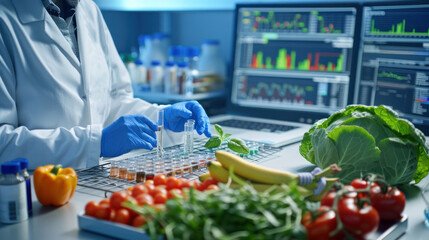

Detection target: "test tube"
[127, 164, 136, 182]
[110, 161, 119, 178]
[157, 110, 165, 157]
[182, 156, 191, 174]
[118, 161, 127, 180]
[136, 166, 146, 183]
[184, 119, 195, 155]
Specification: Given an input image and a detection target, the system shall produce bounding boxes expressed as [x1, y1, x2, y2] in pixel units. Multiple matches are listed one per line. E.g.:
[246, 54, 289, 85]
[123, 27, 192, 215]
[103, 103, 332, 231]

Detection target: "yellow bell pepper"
[34, 164, 77, 206]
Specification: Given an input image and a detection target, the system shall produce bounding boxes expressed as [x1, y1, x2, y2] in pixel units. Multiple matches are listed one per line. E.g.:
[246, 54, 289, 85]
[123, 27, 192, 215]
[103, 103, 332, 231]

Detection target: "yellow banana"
[198, 172, 211, 182]
[215, 151, 299, 185]
[207, 161, 246, 183]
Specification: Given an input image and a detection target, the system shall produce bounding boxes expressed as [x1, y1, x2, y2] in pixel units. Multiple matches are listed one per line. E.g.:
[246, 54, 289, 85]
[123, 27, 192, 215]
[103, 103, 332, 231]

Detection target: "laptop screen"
[354, 2, 429, 134]
[230, 4, 359, 123]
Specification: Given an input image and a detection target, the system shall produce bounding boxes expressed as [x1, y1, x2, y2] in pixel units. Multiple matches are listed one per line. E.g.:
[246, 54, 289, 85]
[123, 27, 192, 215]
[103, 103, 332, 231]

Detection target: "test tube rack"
[75, 139, 282, 195]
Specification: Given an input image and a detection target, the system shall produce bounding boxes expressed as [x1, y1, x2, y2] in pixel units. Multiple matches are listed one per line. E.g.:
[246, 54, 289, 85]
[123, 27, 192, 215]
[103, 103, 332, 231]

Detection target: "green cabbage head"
[299, 105, 429, 185]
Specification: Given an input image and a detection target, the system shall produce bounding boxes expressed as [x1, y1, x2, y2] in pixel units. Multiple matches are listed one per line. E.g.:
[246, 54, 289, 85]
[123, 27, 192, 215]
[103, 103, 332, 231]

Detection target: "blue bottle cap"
[186, 46, 200, 57]
[13, 158, 28, 170]
[138, 34, 152, 44]
[165, 61, 175, 67]
[153, 32, 171, 39]
[202, 39, 219, 45]
[1, 162, 21, 174]
[135, 60, 143, 65]
[178, 62, 188, 68]
[151, 60, 161, 66]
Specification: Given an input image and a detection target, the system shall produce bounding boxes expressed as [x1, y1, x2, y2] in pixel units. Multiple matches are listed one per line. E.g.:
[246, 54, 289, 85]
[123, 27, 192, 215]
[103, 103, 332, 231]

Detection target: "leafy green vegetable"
[228, 138, 250, 154]
[299, 105, 429, 185]
[124, 183, 308, 240]
[204, 125, 249, 154]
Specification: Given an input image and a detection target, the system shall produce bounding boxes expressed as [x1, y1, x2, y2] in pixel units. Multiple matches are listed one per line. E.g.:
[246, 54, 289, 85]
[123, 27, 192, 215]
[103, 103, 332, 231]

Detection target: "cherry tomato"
[144, 183, 155, 194]
[95, 203, 112, 220]
[132, 215, 147, 228]
[337, 197, 379, 238]
[144, 180, 154, 185]
[85, 201, 99, 217]
[167, 189, 183, 199]
[370, 186, 406, 221]
[166, 177, 180, 190]
[152, 204, 165, 211]
[136, 193, 154, 206]
[132, 184, 149, 198]
[110, 191, 129, 209]
[154, 192, 168, 204]
[302, 206, 344, 240]
[151, 186, 167, 197]
[206, 184, 219, 191]
[321, 185, 357, 207]
[201, 178, 218, 190]
[109, 208, 116, 221]
[114, 209, 131, 225]
[189, 180, 203, 191]
[180, 180, 192, 189]
[176, 178, 185, 189]
[99, 198, 110, 206]
[154, 175, 167, 186]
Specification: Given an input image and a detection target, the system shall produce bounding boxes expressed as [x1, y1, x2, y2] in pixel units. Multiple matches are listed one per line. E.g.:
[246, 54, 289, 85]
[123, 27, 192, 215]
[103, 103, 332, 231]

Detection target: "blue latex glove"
[101, 115, 158, 158]
[163, 101, 212, 137]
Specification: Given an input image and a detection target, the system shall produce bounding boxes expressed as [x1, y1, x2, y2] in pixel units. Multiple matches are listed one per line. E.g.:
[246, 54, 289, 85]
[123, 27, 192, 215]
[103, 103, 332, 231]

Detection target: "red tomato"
[114, 209, 131, 225]
[370, 186, 406, 221]
[154, 192, 168, 204]
[151, 186, 167, 198]
[154, 175, 167, 186]
[201, 178, 218, 190]
[301, 206, 344, 240]
[166, 177, 180, 190]
[109, 208, 116, 221]
[189, 180, 203, 191]
[84, 201, 99, 217]
[95, 203, 112, 220]
[132, 215, 147, 228]
[206, 184, 219, 191]
[321, 185, 357, 207]
[338, 197, 379, 238]
[176, 178, 185, 189]
[110, 191, 129, 209]
[136, 193, 154, 206]
[167, 189, 183, 199]
[132, 185, 149, 198]
[144, 180, 154, 185]
[144, 183, 155, 194]
[180, 180, 192, 189]
[99, 198, 110, 206]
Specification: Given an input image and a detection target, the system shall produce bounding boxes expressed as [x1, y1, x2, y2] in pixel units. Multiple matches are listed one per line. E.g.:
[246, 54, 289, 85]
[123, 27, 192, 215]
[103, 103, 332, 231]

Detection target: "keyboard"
[214, 119, 297, 133]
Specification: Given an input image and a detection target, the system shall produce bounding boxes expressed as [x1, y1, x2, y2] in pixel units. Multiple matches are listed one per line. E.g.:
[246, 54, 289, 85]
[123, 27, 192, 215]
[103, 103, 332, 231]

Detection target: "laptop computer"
[210, 3, 361, 147]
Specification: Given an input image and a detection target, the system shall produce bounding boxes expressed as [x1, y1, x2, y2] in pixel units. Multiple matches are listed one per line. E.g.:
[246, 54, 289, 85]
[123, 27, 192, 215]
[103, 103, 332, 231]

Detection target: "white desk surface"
[0, 142, 428, 240]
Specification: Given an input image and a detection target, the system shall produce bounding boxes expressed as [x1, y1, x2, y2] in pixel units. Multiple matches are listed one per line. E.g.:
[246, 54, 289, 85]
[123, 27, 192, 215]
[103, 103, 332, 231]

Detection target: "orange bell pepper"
[34, 164, 77, 206]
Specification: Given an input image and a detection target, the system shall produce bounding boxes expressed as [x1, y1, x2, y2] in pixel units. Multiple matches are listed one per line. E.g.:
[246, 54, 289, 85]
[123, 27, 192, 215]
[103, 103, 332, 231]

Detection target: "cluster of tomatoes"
[302, 178, 406, 240]
[84, 174, 219, 228]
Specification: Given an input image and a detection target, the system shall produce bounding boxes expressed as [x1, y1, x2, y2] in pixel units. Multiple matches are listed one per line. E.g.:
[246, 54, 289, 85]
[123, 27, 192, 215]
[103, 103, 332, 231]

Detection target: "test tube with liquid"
[118, 161, 127, 180]
[184, 119, 195, 155]
[181, 156, 191, 174]
[136, 166, 146, 183]
[157, 110, 165, 157]
[173, 158, 182, 176]
[110, 161, 119, 178]
[127, 164, 136, 182]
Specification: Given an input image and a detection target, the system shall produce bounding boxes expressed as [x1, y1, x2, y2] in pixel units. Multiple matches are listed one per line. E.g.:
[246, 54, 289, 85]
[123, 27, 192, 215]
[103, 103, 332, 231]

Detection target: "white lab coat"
[0, 0, 180, 169]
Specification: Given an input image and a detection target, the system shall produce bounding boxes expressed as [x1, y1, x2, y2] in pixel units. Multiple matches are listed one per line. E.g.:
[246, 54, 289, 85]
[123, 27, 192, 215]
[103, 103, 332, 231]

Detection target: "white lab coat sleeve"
[0, 31, 102, 170]
[96, 6, 183, 147]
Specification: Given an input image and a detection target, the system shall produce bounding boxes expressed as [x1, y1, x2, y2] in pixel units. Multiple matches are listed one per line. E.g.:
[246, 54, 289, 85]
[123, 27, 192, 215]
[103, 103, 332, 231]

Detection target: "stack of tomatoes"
[302, 178, 406, 240]
[84, 175, 219, 228]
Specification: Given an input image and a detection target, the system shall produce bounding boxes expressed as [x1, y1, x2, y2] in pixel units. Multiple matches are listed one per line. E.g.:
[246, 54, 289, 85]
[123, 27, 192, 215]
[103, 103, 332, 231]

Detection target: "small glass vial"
[127, 165, 136, 182]
[13, 158, 32, 217]
[173, 160, 182, 177]
[181, 156, 191, 174]
[136, 167, 146, 183]
[197, 154, 207, 168]
[0, 161, 28, 223]
[145, 170, 155, 181]
[118, 161, 127, 180]
[110, 161, 119, 178]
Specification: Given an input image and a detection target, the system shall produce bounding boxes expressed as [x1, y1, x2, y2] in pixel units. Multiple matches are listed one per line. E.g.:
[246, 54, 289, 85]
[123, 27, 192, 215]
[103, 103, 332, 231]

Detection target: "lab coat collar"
[13, 0, 46, 24]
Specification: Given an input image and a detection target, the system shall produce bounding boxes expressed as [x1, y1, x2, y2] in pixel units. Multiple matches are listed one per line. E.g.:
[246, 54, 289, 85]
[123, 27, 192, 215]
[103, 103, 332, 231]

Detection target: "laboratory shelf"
[133, 89, 226, 104]
[94, 0, 360, 11]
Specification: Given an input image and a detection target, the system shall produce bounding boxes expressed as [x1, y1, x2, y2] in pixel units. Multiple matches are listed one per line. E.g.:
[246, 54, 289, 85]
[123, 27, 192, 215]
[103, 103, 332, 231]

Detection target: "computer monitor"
[229, 3, 360, 124]
[354, 1, 429, 134]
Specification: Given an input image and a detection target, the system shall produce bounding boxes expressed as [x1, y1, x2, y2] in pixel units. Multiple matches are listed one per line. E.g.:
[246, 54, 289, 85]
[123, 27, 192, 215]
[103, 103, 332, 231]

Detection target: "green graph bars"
[252, 11, 308, 32]
[377, 71, 410, 81]
[370, 19, 429, 36]
[312, 11, 342, 34]
[251, 49, 343, 72]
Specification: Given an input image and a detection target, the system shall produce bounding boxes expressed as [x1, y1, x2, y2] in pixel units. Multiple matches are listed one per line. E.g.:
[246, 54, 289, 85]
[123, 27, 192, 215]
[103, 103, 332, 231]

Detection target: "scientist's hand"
[163, 101, 212, 137]
[100, 115, 158, 158]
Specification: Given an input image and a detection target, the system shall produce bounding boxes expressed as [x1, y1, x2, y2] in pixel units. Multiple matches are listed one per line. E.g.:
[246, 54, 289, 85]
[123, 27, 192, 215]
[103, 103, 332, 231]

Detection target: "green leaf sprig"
[204, 124, 250, 154]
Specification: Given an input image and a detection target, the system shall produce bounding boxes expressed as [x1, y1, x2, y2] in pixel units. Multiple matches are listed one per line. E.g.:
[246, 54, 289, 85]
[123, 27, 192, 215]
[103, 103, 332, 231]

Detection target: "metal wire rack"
[75, 139, 283, 195]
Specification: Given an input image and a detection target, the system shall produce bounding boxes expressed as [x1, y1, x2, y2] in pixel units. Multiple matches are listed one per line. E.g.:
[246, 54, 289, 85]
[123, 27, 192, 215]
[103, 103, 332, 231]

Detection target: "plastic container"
[13, 158, 32, 216]
[153, 32, 170, 61]
[168, 46, 185, 64]
[0, 161, 28, 223]
[145, 34, 167, 68]
[163, 61, 177, 94]
[198, 39, 226, 81]
[139, 35, 152, 65]
[176, 62, 189, 95]
[134, 60, 147, 86]
[149, 61, 163, 92]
